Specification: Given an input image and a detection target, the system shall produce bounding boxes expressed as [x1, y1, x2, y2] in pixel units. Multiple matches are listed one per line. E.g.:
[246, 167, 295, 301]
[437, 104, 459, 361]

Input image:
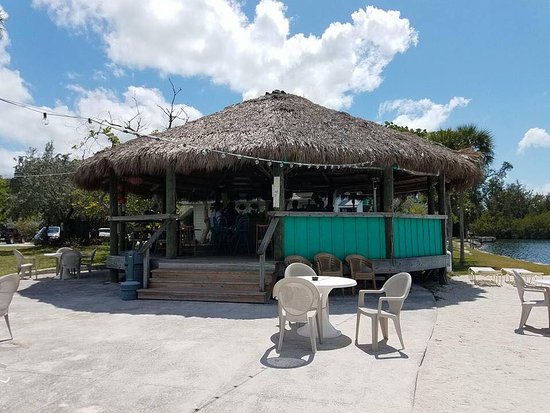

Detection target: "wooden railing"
[109, 214, 180, 288]
[137, 219, 172, 288]
[256, 217, 279, 292]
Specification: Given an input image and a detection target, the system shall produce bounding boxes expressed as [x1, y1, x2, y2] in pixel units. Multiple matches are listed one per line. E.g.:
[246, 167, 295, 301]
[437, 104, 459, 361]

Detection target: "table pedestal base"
[297, 308, 342, 339]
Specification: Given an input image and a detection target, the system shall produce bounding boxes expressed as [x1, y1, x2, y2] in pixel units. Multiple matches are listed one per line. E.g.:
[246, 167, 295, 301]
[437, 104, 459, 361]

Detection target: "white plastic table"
[468, 266, 501, 286]
[296, 276, 357, 339]
[43, 252, 63, 277]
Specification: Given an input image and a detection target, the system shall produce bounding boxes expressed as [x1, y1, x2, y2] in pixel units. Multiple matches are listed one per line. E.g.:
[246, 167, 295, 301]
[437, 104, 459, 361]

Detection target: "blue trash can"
[121, 251, 144, 300]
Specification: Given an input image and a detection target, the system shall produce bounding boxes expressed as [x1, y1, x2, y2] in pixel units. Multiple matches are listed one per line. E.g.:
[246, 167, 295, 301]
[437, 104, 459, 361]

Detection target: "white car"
[98, 228, 111, 238]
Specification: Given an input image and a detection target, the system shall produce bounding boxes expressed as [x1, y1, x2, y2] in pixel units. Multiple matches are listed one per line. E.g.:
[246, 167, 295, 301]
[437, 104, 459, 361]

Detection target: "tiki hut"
[74, 91, 482, 198]
[74, 91, 483, 302]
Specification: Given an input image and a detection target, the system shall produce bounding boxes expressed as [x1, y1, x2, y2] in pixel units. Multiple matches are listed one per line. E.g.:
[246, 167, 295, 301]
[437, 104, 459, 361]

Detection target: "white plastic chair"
[1, 274, 20, 341]
[55, 247, 73, 275]
[81, 248, 98, 274]
[272, 277, 323, 353]
[355, 272, 412, 351]
[60, 250, 82, 279]
[512, 270, 550, 330]
[284, 262, 317, 278]
[13, 249, 37, 279]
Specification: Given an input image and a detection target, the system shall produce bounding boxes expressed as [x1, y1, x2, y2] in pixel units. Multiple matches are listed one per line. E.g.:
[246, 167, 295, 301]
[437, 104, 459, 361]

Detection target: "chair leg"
[519, 305, 532, 329]
[4, 314, 13, 340]
[316, 312, 323, 344]
[379, 317, 389, 340]
[392, 316, 405, 349]
[371, 316, 379, 351]
[308, 316, 317, 353]
[277, 314, 286, 353]
[355, 311, 361, 344]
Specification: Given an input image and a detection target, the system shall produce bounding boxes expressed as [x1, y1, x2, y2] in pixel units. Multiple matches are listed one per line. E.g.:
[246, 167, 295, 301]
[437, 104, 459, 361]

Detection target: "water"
[479, 239, 550, 265]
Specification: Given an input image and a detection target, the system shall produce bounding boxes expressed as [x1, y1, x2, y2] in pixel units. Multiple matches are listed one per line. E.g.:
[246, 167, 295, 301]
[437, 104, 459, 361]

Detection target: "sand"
[413, 275, 550, 412]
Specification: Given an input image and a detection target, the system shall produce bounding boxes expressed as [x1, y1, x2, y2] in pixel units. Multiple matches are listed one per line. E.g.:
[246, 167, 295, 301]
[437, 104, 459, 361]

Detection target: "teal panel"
[355, 218, 369, 257]
[394, 217, 405, 258]
[392, 217, 444, 258]
[318, 217, 333, 254]
[366, 217, 385, 259]
[284, 215, 442, 261]
[283, 216, 295, 256]
[429, 220, 437, 254]
[343, 218, 357, 255]
[331, 217, 345, 258]
[306, 217, 320, 260]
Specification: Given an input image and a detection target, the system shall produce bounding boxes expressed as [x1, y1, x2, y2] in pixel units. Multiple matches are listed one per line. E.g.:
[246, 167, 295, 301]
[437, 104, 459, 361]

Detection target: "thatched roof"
[74, 92, 483, 192]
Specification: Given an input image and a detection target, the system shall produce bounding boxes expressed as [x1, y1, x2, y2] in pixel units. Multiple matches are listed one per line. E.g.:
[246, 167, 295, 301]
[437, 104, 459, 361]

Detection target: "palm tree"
[429, 124, 495, 265]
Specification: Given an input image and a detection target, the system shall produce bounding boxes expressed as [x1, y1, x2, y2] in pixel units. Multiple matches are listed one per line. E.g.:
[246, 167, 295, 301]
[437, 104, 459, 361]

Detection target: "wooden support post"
[119, 203, 127, 252]
[109, 172, 119, 283]
[272, 165, 285, 261]
[382, 167, 394, 260]
[427, 176, 435, 215]
[165, 165, 177, 259]
[437, 173, 448, 284]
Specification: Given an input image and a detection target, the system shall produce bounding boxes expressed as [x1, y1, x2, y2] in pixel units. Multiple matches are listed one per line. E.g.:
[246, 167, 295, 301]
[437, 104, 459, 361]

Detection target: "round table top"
[44, 252, 62, 258]
[297, 275, 356, 289]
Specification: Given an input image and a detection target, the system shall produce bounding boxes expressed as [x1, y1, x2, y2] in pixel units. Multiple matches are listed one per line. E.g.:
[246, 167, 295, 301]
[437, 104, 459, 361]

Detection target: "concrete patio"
[1, 272, 549, 412]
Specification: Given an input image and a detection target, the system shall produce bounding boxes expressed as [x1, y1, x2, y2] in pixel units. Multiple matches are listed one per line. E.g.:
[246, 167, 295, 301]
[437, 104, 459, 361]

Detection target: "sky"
[0, 0, 549, 193]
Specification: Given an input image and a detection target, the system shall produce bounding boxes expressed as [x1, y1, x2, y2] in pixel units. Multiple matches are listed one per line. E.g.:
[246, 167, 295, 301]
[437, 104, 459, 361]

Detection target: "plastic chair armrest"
[377, 296, 404, 312]
[358, 289, 384, 305]
[525, 286, 547, 293]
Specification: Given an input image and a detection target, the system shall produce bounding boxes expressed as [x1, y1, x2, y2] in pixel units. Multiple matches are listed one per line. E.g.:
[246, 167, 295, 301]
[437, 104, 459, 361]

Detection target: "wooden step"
[147, 279, 262, 292]
[150, 269, 273, 283]
[137, 288, 271, 303]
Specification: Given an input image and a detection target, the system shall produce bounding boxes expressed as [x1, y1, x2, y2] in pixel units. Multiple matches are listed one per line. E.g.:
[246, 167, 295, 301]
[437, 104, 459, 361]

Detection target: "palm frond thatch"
[74, 92, 483, 190]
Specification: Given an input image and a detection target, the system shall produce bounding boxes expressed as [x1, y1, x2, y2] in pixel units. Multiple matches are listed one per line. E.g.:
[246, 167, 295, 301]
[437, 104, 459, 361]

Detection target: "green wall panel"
[283, 216, 386, 261]
[393, 217, 444, 258]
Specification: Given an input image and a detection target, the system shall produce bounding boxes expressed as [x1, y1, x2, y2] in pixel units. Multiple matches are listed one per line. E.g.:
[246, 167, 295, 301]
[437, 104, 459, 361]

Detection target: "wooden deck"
[137, 256, 277, 303]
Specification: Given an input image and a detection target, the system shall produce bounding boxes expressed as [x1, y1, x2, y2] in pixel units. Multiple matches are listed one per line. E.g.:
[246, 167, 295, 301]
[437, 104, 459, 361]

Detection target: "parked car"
[98, 227, 111, 238]
[33, 226, 61, 244]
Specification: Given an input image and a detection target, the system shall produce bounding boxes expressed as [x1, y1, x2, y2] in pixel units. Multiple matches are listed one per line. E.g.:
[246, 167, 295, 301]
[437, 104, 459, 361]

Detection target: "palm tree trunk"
[446, 191, 453, 254]
[459, 193, 465, 265]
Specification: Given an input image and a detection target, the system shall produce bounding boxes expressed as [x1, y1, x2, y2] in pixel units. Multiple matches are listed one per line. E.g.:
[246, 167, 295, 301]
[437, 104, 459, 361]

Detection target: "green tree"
[9, 142, 78, 228]
[0, 177, 9, 222]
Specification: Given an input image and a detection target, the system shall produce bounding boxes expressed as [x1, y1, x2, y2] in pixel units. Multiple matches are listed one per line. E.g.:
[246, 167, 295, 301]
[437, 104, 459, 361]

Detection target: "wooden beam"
[109, 172, 119, 283]
[272, 165, 285, 260]
[427, 176, 435, 215]
[437, 173, 448, 284]
[165, 165, 177, 259]
[382, 167, 394, 260]
[382, 167, 394, 212]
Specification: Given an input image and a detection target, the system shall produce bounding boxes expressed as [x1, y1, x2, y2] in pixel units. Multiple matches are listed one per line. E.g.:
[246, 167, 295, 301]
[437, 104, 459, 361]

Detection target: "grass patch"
[0, 244, 110, 276]
[451, 242, 550, 275]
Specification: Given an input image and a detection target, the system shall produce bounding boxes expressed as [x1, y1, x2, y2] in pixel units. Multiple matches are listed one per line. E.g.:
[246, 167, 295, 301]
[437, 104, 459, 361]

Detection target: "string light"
[0, 95, 382, 172]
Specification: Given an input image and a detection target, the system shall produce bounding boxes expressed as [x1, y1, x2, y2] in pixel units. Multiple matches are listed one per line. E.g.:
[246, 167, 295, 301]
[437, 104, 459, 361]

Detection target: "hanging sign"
[272, 176, 281, 208]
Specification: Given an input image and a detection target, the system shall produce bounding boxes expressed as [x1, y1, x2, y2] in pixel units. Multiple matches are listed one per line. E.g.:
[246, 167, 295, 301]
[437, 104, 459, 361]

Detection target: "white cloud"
[540, 183, 550, 195]
[517, 128, 550, 153]
[378, 96, 470, 131]
[32, 0, 418, 109]
[0, 16, 201, 177]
